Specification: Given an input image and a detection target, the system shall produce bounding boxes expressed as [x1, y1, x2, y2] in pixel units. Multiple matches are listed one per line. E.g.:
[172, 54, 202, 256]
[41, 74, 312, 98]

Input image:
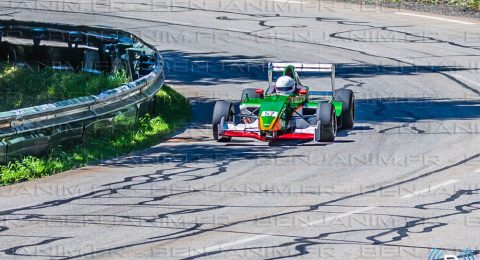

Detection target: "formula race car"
[212, 63, 355, 143]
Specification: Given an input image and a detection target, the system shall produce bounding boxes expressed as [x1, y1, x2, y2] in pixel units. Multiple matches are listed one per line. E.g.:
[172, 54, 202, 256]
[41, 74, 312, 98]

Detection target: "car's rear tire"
[240, 88, 263, 102]
[212, 101, 235, 142]
[334, 89, 355, 129]
[315, 103, 337, 142]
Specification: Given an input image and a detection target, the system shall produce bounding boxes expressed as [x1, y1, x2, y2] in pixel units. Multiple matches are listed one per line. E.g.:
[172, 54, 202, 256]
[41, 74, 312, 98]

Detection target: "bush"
[0, 86, 191, 185]
[0, 63, 128, 111]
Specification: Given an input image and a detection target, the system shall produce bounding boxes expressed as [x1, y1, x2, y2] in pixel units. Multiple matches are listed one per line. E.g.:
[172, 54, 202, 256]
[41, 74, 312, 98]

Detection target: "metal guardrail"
[0, 20, 166, 163]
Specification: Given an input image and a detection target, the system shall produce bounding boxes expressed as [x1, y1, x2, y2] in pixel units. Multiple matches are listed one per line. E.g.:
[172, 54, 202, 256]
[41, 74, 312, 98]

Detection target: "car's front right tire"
[334, 89, 355, 129]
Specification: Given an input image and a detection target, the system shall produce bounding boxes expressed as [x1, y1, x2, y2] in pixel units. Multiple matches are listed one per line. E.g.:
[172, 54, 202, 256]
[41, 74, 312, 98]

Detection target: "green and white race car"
[212, 63, 355, 143]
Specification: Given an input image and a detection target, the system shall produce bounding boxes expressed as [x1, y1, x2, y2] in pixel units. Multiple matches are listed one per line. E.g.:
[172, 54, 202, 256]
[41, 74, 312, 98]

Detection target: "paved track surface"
[1, 1, 480, 259]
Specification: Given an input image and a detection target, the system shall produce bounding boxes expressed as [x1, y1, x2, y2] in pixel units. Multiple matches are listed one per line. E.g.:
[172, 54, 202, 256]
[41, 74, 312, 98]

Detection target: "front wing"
[218, 118, 318, 142]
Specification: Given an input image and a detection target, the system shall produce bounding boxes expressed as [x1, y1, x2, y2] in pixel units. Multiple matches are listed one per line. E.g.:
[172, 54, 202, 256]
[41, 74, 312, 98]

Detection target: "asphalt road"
[1, 1, 480, 259]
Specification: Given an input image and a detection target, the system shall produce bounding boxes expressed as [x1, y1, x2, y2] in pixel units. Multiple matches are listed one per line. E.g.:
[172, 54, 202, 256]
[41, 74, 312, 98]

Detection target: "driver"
[267, 65, 307, 94]
[272, 75, 307, 94]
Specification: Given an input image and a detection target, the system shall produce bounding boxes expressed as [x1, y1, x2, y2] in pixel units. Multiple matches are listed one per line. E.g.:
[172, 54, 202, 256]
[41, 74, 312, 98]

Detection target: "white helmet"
[275, 76, 295, 93]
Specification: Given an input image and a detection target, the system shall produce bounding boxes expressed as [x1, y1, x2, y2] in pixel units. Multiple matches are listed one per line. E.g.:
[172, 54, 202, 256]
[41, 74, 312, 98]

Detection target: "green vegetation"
[410, 0, 479, 9]
[367, 0, 479, 10]
[449, 0, 479, 9]
[0, 63, 128, 111]
[0, 85, 191, 185]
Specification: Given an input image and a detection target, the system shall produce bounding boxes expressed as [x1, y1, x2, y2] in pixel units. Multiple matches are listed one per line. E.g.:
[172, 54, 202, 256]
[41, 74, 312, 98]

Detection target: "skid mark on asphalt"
[378, 125, 405, 133]
[378, 124, 426, 134]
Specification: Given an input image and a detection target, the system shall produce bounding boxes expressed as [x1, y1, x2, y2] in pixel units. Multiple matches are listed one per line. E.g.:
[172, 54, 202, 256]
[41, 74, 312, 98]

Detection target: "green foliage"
[0, 86, 191, 185]
[363, 0, 479, 9]
[155, 85, 192, 124]
[442, 0, 479, 8]
[0, 63, 128, 111]
[469, 0, 479, 9]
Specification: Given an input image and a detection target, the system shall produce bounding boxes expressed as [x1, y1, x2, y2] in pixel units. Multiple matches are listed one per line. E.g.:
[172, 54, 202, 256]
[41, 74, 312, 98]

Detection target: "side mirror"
[256, 89, 264, 94]
[298, 89, 308, 95]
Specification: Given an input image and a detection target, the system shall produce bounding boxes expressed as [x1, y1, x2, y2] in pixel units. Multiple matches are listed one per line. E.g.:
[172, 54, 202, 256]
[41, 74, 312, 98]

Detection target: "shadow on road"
[163, 50, 270, 86]
[356, 97, 480, 123]
[162, 50, 477, 86]
[103, 142, 295, 168]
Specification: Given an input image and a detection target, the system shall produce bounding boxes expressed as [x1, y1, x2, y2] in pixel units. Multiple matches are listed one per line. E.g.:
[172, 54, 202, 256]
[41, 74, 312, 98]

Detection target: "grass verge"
[343, 0, 479, 12]
[409, 0, 479, 10]
[0, 85, 191, 185]
[0, 63, 128, 111]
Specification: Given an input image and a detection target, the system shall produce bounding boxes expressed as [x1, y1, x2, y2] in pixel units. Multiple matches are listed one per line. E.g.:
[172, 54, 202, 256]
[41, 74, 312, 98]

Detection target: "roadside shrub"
[0, 86, 191, 185]
[0, 63, 128, 112]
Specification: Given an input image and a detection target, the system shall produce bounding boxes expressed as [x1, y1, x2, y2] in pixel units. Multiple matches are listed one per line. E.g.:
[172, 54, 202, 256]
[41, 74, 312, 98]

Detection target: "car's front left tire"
[315, 103, 337, 142]
[212, 100, 235, 142]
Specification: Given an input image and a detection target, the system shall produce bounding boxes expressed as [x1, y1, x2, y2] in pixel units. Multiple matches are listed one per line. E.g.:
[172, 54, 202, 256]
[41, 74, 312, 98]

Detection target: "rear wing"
[268, 62, 336, 92]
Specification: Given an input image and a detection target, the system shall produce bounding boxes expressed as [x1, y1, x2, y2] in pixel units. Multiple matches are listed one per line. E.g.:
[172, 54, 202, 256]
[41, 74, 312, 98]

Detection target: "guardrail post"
[32, 28, 46, 47]
[0, 140, 7, 164]
[135, 103, 141, 126]
[67, 31, 83, 49]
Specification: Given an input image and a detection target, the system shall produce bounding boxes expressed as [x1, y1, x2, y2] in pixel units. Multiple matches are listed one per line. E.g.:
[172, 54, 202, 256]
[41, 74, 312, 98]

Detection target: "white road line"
[301, 206, 375, 226]
[401, 179, 459, 198]
[475, 168, 480, 173]
[396, 12, 475, 25]
[202, 234, 269, 252]
[181, 207, 374, 257]
[180, 235, 269, 257]
[266, 0, 308, 4]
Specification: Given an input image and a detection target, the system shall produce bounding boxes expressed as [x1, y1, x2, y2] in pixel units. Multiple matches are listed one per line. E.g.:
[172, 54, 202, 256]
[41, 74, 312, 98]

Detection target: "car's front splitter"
[221, 130, 314, 142]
